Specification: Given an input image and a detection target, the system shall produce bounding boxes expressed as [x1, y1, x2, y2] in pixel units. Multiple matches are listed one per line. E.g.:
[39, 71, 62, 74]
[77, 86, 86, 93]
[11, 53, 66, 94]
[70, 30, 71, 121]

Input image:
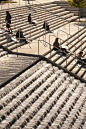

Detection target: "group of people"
[28, 14, 50, 31]
[5, 11, 28, 43]
[5, 11, 50, 44]
[53, 37, 86, 64]
[5, 11, 86, 64]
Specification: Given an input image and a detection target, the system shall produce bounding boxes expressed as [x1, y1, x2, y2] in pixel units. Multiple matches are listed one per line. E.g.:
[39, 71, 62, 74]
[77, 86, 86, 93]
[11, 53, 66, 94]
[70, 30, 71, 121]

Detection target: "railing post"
[1, 1, 2, 11]
[67, 34, 69, 39]
[45, 23, 46, 45]
[66, 53, 67, 68]
[49, 35, 50, 44]
[25, 0, 27, 6]
[19, 0, 20, 7]
[38, 40, 39, 55]
[60, 38, 61, 44]
[78, 20, 79, 45]
[43, 31, 44, 45]
[49, 35, 51, 56]
[49, 44, 51, 57]
[69, 21, 70, 35]
[29, 24, 31, 45]
[30, 24, 31, 41]
[57, 31, 58, 37]
[19, 30, 20, 43]
[81, 40, 82, 51]
[0, 10, 1, 29]
[7, 33, 8, 49]
[16, 42, 18, 57]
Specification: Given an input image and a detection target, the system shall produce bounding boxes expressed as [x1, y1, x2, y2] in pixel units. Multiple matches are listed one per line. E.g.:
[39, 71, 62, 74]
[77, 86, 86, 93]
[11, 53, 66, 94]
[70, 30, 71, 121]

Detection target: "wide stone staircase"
[0, 2, 79, 51]
[44, 27, 86, 81]
[39, 2, 78, 21]
[0, 60, 86, 129]
[0, 2, 86, 129]
[0, 54, 39, 87]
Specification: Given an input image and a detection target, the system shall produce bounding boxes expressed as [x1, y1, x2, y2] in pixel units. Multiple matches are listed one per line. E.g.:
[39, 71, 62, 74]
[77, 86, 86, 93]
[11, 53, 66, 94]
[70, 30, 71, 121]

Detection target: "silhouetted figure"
[53, 38, 69, 55]
[28, 0, 30, 4]
[5, 11, 12, 33]
[43, 21, 50, 31]
[16, 29, 27, 44]
[28, 14, 36, 24]
[5, 11, 11, 24]
[28, 14, 32, 23]
[77, 51, 86, 64]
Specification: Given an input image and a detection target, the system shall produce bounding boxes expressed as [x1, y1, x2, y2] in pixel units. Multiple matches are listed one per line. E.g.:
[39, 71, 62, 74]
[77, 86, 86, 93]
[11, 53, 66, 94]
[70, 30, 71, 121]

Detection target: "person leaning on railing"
[77, 51, 86, 64]
[53, 38, 69, 55]
[16, 29, 27, 44]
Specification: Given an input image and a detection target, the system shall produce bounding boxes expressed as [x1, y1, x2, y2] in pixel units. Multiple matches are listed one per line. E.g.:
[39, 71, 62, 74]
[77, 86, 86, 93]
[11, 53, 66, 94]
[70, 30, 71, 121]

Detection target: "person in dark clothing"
[53, 38, 69, 55]
[28, 0, 30, 4]
[28, 14, 36, 24]
[5, 11, 12, 33]
[43, 21, 50, 31]
[16, 29, 27, 44]
[28, 14, 32, 23]
[77, 51, 86, 64]
[5, 11, 11, 24]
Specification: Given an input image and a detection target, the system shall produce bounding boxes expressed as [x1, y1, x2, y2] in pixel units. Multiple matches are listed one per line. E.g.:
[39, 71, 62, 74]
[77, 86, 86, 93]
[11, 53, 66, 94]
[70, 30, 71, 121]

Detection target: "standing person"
[28, 0, 30, 4]
[5, 11, 12, 33]
[43, 21, 50, 31]
[28, 14, 37, 24]
[16, 29, 27, 44]
[28, 14, 32, 23]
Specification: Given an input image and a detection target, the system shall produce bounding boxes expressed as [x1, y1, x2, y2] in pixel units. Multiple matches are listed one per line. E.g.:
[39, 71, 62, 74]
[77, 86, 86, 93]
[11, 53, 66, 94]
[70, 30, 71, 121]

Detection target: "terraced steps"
[38, 2, 79, 21]
[0, 2, 79, 51]
[0, 60, 86, 129]
[44, 27, 86, 80]
[0, 54, 39, 86]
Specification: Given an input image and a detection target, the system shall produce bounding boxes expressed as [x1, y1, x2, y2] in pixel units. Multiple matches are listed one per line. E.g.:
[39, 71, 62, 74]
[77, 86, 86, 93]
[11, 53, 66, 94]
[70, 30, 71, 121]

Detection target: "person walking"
[5, 11, 12, 33]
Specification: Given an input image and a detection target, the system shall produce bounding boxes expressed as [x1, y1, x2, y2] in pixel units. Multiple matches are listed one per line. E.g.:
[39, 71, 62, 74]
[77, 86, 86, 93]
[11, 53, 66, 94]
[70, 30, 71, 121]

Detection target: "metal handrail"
[49, 34, 70, 50]
[0, 2, 24, 33]
[38, 39, 86, 66]
[57, 30, 71, 38]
